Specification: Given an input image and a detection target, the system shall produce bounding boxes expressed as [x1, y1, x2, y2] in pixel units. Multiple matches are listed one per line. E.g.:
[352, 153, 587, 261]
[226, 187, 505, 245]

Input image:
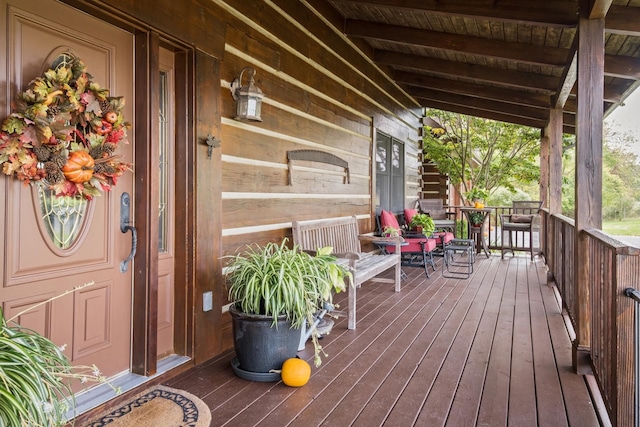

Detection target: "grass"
[602, 218, 640, 236]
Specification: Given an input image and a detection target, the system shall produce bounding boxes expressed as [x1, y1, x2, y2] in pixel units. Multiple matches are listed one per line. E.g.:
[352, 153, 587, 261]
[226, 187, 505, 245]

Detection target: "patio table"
[460, 207, 493, 258]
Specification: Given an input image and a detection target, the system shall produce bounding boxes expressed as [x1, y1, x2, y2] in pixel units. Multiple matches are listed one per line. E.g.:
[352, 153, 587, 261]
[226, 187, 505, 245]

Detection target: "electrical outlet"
[203, 291, 213, 312]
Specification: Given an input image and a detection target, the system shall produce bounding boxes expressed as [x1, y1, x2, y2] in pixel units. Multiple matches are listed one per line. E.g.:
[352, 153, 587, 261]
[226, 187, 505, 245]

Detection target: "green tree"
[602, 127, 640, 220]
[423, 109, 540, 203]
[561, 126, 640, 220]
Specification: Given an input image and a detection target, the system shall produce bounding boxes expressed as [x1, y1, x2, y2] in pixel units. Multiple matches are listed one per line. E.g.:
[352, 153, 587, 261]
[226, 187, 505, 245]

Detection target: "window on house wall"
[375, 132, 405, 214]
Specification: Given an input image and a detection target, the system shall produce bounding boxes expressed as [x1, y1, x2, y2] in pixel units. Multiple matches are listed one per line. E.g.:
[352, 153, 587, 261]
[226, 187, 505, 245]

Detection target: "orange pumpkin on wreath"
[62, 150, 95, 183]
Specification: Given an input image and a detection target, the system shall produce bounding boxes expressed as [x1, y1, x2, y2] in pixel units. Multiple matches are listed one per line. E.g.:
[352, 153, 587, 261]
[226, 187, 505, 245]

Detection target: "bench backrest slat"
[292, 215, 362, 254]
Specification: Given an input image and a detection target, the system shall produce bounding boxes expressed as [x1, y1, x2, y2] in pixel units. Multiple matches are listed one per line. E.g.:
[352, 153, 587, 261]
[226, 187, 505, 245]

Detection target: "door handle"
[120, 192, 137, 273]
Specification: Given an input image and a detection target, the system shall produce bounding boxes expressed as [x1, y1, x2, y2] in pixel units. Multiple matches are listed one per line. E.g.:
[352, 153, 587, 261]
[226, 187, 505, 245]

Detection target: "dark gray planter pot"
[229, 304, 301, 374]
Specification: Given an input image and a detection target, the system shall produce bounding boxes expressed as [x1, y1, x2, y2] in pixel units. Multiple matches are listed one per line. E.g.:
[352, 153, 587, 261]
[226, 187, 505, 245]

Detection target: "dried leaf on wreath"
[50, 121, 74, 142]
[20, 126, 38, 146]
[2, 115, 27, 134]
[81, 91, 99, 114]
[109, 96, 126, 111]
[35, 125, 53, 144]
[66, 88, 82, 111]
[75, 73, 88, 94]
[2, 159, 20, 175]
[0, 138, 22, 157]
[29, 79, 50, 99]
[26, 103, 48, 120]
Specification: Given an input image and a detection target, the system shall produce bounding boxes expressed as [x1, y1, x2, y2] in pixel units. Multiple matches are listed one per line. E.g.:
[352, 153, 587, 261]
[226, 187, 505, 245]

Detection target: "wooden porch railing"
[544, 211, 640, 427]
[446, 205, 542, 255]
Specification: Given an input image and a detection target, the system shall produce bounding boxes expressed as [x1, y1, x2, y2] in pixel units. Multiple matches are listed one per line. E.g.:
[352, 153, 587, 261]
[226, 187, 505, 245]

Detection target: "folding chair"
[442, 238, 475, 279]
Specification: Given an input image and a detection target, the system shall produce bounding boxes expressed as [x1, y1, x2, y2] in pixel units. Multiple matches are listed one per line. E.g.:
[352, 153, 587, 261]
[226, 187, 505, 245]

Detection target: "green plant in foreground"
[465, 187, 488, 202]
[0, 283, 120, 426]
[382, 225, 400, 237]
[409, 213, 436, 235]
[226, 239, 352, 366]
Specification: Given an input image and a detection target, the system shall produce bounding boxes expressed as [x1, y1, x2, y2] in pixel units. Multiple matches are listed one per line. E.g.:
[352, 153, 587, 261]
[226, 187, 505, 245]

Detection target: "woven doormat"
[85, 385, 211, 427]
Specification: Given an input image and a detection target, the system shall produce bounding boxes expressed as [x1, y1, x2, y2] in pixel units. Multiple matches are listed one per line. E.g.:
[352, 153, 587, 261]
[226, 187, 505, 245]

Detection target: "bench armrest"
[333, 251, 363, 261]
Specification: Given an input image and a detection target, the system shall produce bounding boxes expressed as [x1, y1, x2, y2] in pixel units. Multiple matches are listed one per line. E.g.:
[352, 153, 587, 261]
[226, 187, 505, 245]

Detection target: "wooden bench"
[292, 215, 402, 329]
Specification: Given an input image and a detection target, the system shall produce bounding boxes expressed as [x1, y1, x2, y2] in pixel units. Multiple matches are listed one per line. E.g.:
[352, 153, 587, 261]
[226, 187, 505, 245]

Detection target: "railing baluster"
[625, 287, 640, 427]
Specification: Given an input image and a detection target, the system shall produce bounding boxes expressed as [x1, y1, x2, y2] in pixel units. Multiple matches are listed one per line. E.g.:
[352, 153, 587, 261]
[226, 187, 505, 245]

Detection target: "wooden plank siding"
[166, 255, 601, 427]
[212, 0, 423, 353]
[218, 4, 420, 228]
[208, 0, 420, 360]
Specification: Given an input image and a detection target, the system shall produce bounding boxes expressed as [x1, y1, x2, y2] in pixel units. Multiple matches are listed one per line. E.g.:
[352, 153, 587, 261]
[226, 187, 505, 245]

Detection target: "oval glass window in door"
[36, 185, 90, 250]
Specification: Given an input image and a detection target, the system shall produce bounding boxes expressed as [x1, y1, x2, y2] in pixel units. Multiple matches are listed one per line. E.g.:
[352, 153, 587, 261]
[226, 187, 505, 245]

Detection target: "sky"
[604, 86, 640, 158]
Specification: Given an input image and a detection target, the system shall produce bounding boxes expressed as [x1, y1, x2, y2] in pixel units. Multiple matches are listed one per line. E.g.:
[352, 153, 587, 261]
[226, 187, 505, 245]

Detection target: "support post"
[546, 108, 564, 282]
[573, 1, 605, 374]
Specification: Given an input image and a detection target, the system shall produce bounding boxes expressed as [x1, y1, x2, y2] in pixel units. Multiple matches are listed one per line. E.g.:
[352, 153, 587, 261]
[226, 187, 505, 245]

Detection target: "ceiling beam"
[606, 5, 640, 35]
[331, 0, 579, 28]
[603, 81, 630, 103]
[419, 99, 547, 129]
[375, 50, 559, 92]
[586, 0, 613, 19]
[345, 20, 571, 67]
[567, 80, 629, 103]
[413, 87, 550, 121]
[564, 112, 576, 135]
[554, 36, 578, 108]
[395, 71, 551, 108]
[604, 54, 640, 79]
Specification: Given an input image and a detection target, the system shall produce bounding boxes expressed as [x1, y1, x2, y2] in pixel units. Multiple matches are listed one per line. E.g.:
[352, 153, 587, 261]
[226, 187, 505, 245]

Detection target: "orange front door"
[0, 0, 135, 379]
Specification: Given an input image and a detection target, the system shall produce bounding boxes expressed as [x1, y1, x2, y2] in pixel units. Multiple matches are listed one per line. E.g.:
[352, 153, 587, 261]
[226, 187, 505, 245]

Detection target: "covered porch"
[4, 1, 639, 426]
[165, 252, 601, 426]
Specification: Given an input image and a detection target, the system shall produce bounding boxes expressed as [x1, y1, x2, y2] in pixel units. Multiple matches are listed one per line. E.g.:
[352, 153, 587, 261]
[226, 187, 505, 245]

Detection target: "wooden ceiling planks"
[322, 0, 640, 132]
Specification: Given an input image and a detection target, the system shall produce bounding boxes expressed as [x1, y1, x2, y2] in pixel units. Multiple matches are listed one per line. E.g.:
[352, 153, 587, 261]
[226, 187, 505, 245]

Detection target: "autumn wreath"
[0, 55, 132, 199]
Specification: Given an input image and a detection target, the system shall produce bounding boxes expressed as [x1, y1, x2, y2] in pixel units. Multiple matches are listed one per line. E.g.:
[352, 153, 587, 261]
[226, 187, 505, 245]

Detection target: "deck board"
[509, 259, 538, 426]
[444, 258, 508, 427]
[166, 254, 602, 427]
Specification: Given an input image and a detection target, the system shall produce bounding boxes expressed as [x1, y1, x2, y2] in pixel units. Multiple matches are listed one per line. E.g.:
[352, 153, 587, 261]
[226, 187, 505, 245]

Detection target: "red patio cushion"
[380, 209, 401, 230]
[433, 231, 454, 244]
[404, 208, 418, 224]
[384, 237, 436, 254]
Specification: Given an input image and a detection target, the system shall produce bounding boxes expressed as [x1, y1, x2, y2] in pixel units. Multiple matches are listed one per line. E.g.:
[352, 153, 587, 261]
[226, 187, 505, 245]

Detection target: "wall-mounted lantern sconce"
[229, 66, 263, 122]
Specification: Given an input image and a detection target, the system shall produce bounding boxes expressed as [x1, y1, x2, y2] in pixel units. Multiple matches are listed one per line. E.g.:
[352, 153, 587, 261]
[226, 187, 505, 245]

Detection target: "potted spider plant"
[225, 239, 350, 377]
[0, 284, 118, 426]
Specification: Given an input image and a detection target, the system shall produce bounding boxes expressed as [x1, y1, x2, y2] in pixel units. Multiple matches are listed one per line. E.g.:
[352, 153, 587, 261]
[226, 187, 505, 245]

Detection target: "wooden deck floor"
[166, 254, 601, 427]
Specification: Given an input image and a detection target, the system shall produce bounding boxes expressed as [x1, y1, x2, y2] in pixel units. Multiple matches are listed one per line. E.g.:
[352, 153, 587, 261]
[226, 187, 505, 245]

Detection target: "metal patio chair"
[500, 200, 543, 260]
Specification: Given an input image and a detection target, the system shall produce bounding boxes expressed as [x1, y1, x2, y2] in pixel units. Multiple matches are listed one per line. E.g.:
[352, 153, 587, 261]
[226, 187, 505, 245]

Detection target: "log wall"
[65, 0, 422, 361]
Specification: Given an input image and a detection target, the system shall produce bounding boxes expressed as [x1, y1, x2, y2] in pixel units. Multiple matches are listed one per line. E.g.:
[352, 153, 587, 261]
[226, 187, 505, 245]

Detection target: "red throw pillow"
[404, 208, 418, 224]
[380, 209, 401, 230]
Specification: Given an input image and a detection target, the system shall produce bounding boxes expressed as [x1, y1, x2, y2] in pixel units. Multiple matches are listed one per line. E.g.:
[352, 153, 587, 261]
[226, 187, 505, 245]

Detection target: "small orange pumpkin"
[281, 357, 311, 387]
[62, 150, 95, 183]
